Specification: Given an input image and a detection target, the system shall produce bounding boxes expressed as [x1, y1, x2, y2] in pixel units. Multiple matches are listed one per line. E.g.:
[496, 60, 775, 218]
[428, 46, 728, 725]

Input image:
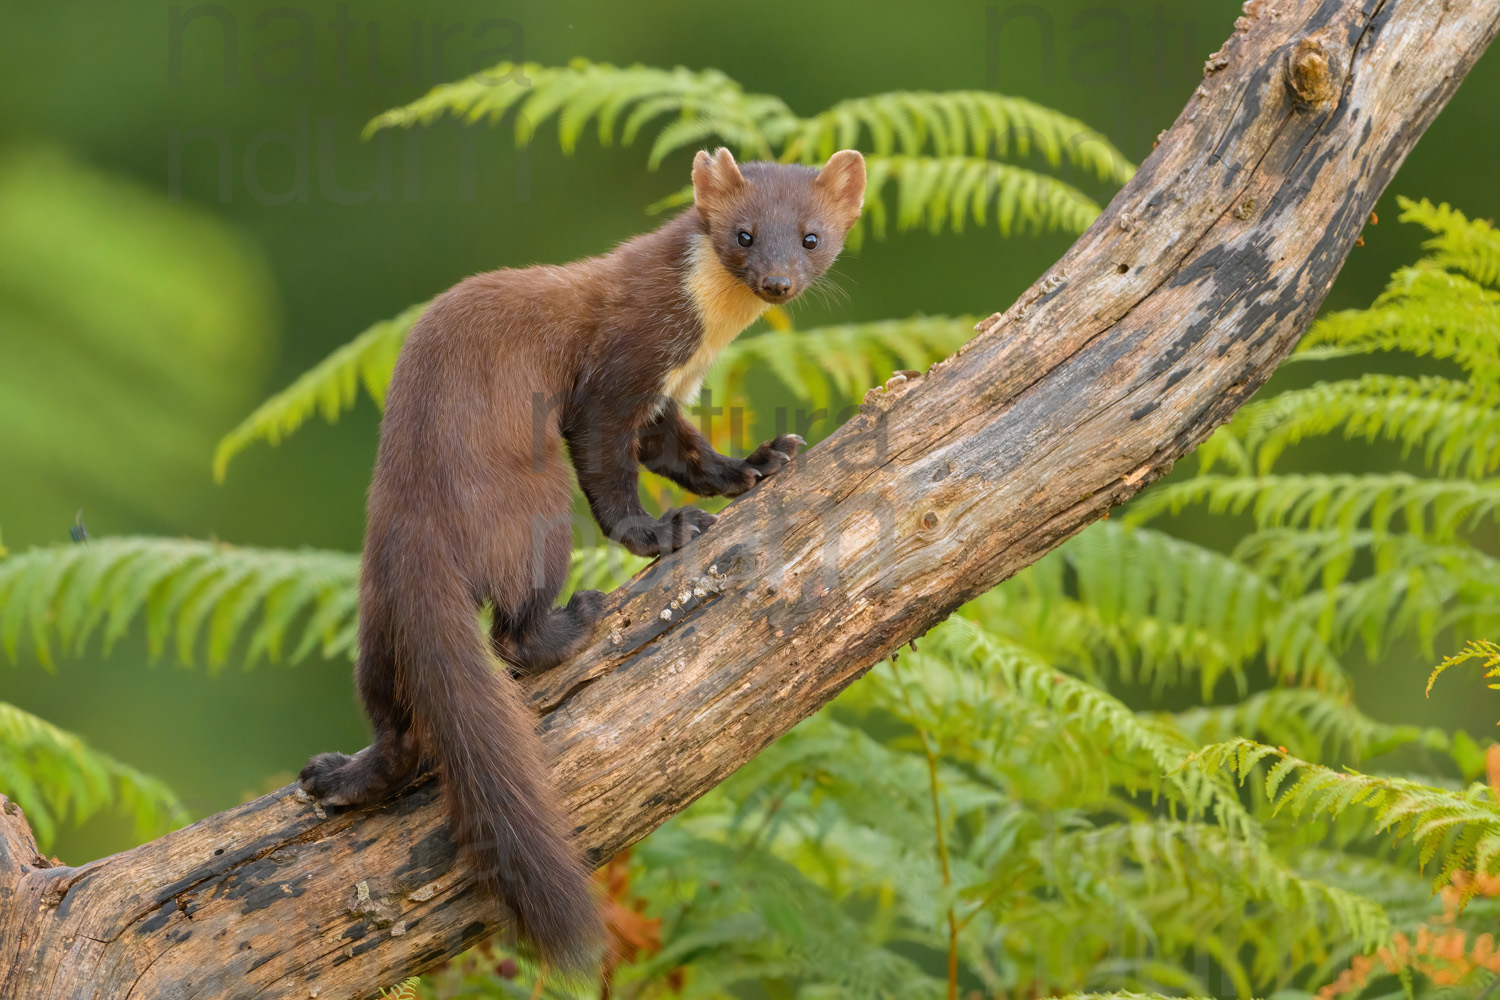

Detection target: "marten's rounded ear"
[692, 147, 747, 216]
[816, 149, 866, 229]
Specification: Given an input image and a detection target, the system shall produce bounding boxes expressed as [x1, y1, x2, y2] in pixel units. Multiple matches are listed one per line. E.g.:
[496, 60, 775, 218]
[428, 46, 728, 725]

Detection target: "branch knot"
[1285, 35, 1343, 108]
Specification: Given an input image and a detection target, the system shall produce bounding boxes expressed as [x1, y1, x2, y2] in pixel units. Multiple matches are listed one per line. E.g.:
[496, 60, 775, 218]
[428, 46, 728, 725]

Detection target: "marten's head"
[691, 147, 865, 304]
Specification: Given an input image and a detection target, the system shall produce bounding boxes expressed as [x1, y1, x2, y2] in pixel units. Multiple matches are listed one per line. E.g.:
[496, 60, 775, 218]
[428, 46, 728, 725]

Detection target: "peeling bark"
[2, 1, 1496, 997]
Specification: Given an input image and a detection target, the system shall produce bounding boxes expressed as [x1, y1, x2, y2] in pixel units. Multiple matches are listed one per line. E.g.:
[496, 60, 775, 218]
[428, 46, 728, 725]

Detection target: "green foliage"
[0, 700, 187, 849]
[1287, 199, 1500, 381]
[366, 61, 1134, 185]
[1189, 740, 1500, 897]
[371, 62, 1126, 250]
[1427, 639, 1500, 698]
[0, 537, 637, 673]
[0, 537, 360, 670]
[977, 522, 1349, 698]
[213, 301, 426, 482]
[377, 978, 423, 1000]
[860, 155, 1103, 241]
[705, 314, 975, 410]
[1173, 689, 1449, 764]
[1216, 375, 1500, 479]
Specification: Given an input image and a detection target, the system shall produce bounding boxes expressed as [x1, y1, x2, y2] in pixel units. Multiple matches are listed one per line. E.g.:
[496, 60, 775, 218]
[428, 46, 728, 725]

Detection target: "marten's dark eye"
[737, 231, 754, 248]
[802, 233, 819, 250]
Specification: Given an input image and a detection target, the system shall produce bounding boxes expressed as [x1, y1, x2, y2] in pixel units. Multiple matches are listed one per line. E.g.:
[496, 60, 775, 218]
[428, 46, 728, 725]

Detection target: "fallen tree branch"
[3, 1, 1496, 996]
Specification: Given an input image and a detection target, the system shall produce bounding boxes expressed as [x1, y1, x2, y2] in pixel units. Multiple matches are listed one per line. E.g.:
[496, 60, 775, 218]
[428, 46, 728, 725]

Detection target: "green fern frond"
[1127, 473, 1500, 543]
[376, 977, 422, 1000]
[0, 537, 631, 672]
[1397, 195, 1500, 288]
[706, 314, 975, 409]
[0, 537, 360, 670]
[213, 301, 426, 481]
[1046, 821, 1389, 955]
[859, 155, 1102, 244]
[1296, 267, 1500, 382]
[1299, 567, 1500, 661]
[1058, 524, 1346, 693]
[1173, 689, 1446, 764]
[973, 523, 1348, 695]
[364, 59, 792, 163]
[781, 90, 1134, 183]
[1189, 739, 1500, 896]
[1231, 529, 1500, 656]
[0, 701, 188, 849]
[366, 62, 1135, 187]
[1426, 639, 1500, 697]
[900, 619, 1256, 835]
[1225, 375, 1500, 478]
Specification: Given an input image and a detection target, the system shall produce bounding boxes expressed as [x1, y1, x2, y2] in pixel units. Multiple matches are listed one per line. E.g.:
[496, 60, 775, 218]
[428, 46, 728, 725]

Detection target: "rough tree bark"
[3, 1, 1497, 997]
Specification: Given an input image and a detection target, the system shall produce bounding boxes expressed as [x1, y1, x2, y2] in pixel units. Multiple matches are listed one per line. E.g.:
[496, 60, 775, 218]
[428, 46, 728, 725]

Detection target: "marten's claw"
[744, 433, 804, 480]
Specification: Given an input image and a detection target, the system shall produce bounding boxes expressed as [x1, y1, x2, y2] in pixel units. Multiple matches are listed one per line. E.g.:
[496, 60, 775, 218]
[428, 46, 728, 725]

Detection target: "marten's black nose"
[761, 276, 792, 297]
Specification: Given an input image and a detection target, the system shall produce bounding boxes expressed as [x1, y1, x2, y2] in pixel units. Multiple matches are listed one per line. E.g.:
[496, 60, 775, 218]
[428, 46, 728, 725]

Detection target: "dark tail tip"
[462, 816, 606, 970]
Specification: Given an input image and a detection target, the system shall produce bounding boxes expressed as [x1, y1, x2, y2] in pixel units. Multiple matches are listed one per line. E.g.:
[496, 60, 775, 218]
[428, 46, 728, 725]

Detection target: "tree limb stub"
[3, 2, 1496, 997]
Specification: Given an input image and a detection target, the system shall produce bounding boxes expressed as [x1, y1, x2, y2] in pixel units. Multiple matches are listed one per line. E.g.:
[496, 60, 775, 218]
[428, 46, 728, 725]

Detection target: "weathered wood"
[3, 2, 1496, 997]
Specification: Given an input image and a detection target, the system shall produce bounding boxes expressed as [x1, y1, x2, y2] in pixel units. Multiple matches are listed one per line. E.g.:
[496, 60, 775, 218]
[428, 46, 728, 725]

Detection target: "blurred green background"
[2, 0, 1496, 863]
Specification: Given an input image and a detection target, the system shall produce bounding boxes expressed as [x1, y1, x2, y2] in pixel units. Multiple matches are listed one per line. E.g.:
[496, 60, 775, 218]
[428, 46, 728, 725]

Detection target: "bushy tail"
[406, 590, 603, 968]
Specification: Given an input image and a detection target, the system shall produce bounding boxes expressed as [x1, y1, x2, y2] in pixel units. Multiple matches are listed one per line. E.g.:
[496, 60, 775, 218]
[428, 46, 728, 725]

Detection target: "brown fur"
[299, 148, 866, 968]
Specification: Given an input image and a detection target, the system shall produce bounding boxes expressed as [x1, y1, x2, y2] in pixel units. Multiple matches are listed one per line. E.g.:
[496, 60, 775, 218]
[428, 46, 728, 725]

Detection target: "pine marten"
[299, 147, 867, 968]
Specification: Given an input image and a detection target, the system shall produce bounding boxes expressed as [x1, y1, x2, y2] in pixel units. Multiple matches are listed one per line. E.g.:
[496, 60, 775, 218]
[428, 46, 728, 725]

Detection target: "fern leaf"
[0, 538, 360, 670]
[1045, 821, 1389, 955]
[0, 701, 188, 849]
[365, 60, 790, 161]
[1064, 524, 1346, 693]
[780, 90, 1135, 184]
[1397, 195, 1500, 289]
[0, 537, 630, 672]
[1225, 375, 1500, 478]
[974, 522, 1348, 695]
[896, 619, 1256, 836]
[1128, 473, 1500, 543]
[213, 301, 426, 481]
[376, 977, 422, 1000]
[1173, 689, 1447, 764]
[706, 314, 976, 410]
[1296, 267, 1500, 382]
[859, 155, 1102, 244]
[366, 62, 1135, 190]
[1234, 529, 1500, 657]
[1426, 638, 1500, 697]
[1189, 739, 1500, 896]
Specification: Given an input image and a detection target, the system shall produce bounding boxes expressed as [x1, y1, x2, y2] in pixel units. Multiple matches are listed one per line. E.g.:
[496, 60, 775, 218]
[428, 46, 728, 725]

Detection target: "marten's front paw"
[744, 434, 804, 480]
[664, 506, 717, 553]
[622, 507, 717, 557]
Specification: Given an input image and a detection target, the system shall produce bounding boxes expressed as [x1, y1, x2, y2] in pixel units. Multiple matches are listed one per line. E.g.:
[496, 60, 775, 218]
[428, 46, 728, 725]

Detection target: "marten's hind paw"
[298, 751, 362, 806]
[299, 741, 417, 808]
